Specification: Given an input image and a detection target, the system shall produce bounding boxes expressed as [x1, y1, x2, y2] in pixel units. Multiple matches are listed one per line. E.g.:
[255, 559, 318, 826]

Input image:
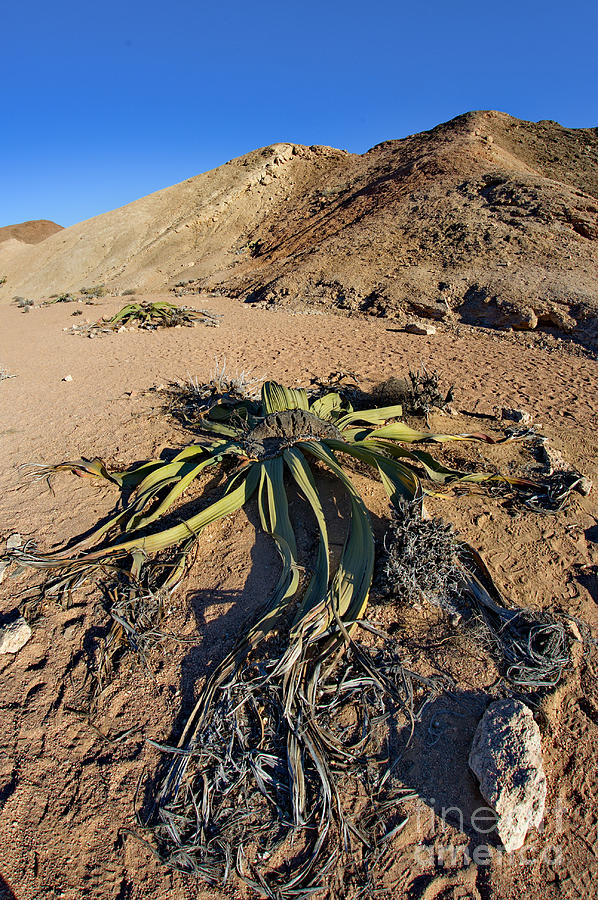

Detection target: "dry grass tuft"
[166, 359, 262, 427]
[378, 499, 462, 613]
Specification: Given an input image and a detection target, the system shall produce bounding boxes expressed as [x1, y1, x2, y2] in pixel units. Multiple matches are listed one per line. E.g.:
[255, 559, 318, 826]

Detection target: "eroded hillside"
[1, 111, 597, 346]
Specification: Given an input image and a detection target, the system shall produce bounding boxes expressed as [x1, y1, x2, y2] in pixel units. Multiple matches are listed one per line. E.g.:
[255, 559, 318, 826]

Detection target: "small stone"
[511, 307, 538, 330]
[501, 408, 532, 425]
[62, 375, 73, 382]
[469, 699, 546, 852]
[6, 533, 22, 550]
[405, 322, 436, 335]
[0, 615, 33, 654]
[575, 476, 592, 496]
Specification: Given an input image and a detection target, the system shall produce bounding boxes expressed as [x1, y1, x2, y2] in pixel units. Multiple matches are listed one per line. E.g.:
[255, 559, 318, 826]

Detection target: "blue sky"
[2, 0, 597, 228]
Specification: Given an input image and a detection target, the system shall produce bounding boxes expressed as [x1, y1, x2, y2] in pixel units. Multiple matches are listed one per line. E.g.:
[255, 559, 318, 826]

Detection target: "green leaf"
[309, 392, 346, 422]
[300, 442, 375, 625]
[283, 447, 330, 631]
[109, 304, 138, 322]
[262, 381, 309, 414]
[324, 438, 420, 504]
[254, 457, 301, 632]
[193, 419, 241, 438]
[125, 455, 221, 532]
[361, 423, 504, 444]
[129, 452, 205, 499]
[358, 438, 471, 484]
[335, 404, 403, 431]
[65, 464, 261, 560]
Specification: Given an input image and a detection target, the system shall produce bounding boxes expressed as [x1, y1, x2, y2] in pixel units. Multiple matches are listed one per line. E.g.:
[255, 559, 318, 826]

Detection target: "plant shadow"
[392, 689, 504, 856]
[136, 466, 393, 825]
[575, 563, 598, 603]
[0, 874, 17, 900]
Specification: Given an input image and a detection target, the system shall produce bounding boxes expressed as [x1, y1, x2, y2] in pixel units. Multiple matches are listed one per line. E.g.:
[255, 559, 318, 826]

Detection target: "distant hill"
[1, 111, 597, 346]
[0, 219, 63, 245]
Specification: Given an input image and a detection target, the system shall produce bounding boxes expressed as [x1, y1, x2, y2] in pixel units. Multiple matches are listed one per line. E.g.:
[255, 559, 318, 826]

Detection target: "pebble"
[576, 476, 593, 496]
[405, 322, 436, 335]
[62, 374, 73, 382]
[0, 616, 33, 655]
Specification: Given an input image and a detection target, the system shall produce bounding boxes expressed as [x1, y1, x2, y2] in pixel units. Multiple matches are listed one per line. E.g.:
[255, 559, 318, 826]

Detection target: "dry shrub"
[378, 499, 462, 613]
[372, 367, 453, 419]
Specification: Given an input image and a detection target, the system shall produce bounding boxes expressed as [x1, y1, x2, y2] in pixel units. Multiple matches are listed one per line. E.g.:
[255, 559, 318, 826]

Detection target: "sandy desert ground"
[0, 291, 597, 900]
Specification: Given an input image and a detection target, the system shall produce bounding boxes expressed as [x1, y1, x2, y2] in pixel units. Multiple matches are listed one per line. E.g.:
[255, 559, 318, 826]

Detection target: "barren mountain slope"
[0, 219, 62, 245]
[0, 143, 348, 297]
[223, 111, 598, 339]
[1, 111, 597, 345]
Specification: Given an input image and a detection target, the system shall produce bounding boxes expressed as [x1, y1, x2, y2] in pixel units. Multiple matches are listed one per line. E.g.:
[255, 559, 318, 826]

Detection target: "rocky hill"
[1, 111, 597, 346]
[0, 219, 63, 245]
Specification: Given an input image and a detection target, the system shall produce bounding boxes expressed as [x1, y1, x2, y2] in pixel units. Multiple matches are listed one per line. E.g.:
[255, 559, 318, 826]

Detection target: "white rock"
[6, 533, 21, 550]
[62, 374, 73, 382]
[0, 616, 32, 654]
[405, 322, 436, 335]
[576, 476, 592, 496]
[469, 699, 546, 852]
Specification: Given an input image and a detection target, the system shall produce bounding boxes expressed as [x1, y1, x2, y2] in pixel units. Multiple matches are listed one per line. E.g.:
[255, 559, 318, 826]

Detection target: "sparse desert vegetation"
[79, 284, 106, 298]
[1, 109, 597, 900]
[109, 300, 209, 328]
[65, 301, 223, 336]
[13, 296, 34, 311]
[2, 374, 585, 895]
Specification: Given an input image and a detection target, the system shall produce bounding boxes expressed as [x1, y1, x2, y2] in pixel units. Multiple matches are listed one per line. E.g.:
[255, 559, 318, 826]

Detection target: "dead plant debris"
[1, 376, 589, 897]
[371, 367, 454, 422]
